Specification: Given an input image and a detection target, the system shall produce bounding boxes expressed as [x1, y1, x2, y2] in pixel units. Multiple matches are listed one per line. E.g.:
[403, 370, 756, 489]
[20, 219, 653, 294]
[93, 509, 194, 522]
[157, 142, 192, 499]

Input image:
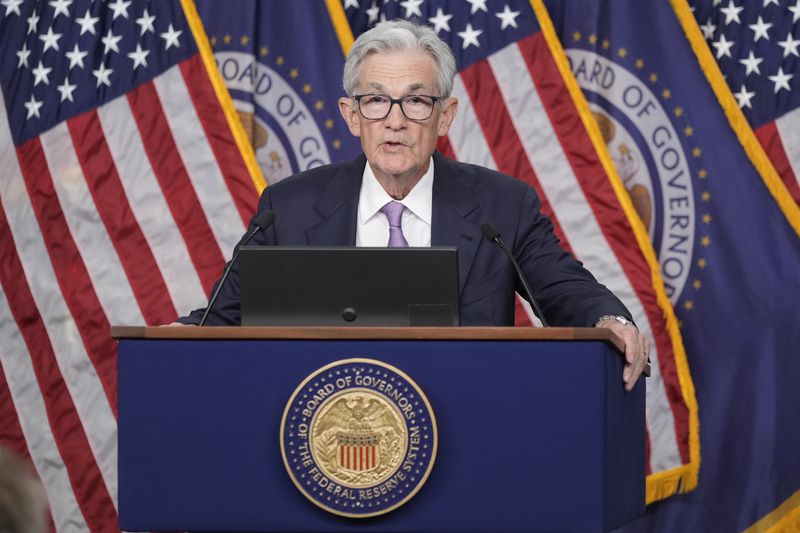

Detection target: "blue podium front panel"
[118, 338, 644, 532]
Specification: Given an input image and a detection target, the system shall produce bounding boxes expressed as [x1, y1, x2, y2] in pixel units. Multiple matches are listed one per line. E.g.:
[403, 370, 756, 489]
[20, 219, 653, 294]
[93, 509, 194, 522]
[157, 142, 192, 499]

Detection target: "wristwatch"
[594, 314, 636, 328]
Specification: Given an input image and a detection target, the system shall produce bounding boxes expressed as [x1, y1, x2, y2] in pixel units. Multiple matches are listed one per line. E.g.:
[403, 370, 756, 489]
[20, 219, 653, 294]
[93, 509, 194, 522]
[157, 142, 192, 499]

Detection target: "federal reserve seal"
[566, 47, 702, 303]
[280, 359, 437, 518]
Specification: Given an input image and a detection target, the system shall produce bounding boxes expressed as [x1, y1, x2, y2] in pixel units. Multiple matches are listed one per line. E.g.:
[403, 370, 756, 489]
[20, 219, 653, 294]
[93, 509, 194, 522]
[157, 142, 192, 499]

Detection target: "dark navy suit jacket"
[181, 151, 631, 326]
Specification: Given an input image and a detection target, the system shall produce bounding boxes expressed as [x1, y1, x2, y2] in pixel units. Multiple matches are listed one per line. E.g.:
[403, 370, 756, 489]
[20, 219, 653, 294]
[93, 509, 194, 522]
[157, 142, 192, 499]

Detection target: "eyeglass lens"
[359, 95, 436, 120]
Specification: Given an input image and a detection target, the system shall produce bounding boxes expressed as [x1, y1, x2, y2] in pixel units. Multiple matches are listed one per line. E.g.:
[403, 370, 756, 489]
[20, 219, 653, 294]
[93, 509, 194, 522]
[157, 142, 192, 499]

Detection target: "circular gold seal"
[280, 358, 437, 518]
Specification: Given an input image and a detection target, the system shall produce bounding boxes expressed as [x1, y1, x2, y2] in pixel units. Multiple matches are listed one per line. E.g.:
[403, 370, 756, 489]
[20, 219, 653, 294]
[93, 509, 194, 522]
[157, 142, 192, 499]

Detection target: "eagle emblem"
[311, 392, 406, 486]
[281, 359, 437, 518]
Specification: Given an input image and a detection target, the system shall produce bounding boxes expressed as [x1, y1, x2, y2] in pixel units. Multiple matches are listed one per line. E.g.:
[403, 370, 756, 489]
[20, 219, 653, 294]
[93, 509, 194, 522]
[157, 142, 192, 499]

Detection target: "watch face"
[595, 315, 635, 329]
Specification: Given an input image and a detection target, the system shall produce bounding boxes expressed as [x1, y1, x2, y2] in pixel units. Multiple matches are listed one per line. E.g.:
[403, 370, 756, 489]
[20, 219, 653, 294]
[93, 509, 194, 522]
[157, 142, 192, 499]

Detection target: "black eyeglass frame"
[352, 93, 446, 121]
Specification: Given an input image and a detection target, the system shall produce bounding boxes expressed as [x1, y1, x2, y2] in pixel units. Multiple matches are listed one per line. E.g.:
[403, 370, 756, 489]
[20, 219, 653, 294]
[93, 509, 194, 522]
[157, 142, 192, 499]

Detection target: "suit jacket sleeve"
[512, 185, 632, 327]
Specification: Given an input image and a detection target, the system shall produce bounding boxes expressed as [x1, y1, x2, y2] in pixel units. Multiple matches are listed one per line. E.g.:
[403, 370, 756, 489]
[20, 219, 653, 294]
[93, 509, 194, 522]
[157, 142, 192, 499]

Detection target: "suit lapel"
[304, 152, 482, 292]
[430, 152, 481, 294]
[304, 155, 366, 246]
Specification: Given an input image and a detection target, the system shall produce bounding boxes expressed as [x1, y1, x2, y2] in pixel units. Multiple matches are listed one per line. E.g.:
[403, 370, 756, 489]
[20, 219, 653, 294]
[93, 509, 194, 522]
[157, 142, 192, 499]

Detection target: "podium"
[113, 326, 645, 532]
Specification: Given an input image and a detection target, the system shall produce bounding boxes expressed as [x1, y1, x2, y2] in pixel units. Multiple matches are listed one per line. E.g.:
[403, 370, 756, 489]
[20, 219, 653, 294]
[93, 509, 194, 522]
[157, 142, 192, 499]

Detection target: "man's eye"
[366, 96, 387, 104]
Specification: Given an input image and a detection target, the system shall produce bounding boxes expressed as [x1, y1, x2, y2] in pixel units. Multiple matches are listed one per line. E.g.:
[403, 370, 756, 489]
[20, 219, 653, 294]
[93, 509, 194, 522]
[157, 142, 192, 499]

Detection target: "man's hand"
[595, 318, 649, 391]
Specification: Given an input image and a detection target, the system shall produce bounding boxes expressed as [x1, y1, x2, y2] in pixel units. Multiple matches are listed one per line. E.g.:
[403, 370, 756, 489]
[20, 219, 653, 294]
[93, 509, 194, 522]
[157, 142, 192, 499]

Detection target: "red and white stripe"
[0, 55, 259, 531]
[755, 107, 800, 206]
[443, 33, 691, 477]
[96, 95, 208, 315]
[340, 444, 377, 471]
[0, 288, 93, 533]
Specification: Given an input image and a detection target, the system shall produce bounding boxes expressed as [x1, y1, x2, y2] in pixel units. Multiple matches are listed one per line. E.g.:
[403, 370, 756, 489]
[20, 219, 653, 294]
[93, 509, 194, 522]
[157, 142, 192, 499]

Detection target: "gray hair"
[0, 448, 48, 533]
[343, 19, 457, 97]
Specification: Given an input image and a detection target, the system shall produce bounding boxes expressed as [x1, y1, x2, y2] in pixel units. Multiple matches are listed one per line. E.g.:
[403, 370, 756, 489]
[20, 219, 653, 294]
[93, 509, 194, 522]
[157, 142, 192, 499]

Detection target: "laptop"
[239, 246, 459, 326]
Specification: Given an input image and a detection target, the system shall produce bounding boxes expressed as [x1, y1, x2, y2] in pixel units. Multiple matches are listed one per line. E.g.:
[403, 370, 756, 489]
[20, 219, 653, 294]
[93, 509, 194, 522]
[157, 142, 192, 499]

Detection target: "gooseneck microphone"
[480, 221, 549, 327]
[199, 209, 276, 326]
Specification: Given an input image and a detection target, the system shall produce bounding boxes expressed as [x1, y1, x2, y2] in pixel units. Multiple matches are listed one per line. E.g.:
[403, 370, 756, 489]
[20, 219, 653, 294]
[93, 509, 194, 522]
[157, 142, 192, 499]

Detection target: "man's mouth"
[382, 141, 406, 151]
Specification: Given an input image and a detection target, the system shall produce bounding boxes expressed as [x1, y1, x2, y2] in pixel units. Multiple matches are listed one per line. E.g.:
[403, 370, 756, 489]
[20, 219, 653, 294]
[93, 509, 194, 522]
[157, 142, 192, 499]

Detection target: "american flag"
[692, 0, 800, 207]
[0, 0, 260, 530]
[342, 0, 698, 502]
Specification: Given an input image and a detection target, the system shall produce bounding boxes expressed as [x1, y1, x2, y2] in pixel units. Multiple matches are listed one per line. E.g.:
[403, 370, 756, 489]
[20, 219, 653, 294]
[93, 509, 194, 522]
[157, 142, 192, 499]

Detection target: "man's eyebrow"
[364, 82, 430, 93]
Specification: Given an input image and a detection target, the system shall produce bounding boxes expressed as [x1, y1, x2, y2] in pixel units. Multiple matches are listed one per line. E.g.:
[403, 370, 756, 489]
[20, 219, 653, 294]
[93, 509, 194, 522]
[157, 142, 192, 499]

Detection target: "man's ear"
[437, 97, 459, 137]
[339, 97, 361, 137]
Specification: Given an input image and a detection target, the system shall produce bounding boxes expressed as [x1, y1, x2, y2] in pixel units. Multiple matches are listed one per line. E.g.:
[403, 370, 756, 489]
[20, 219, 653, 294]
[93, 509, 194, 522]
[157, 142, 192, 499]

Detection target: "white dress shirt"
[355, 158, 433, 247]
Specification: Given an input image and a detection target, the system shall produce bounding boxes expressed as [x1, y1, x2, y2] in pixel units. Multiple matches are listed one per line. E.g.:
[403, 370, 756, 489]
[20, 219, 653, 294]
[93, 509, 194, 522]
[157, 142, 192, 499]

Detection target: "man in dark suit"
[179, 19, 649, 390]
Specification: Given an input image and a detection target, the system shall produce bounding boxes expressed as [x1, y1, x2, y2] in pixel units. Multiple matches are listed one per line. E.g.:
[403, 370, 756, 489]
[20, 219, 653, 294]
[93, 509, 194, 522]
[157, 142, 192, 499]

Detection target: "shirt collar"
[358, 158, 434, 225]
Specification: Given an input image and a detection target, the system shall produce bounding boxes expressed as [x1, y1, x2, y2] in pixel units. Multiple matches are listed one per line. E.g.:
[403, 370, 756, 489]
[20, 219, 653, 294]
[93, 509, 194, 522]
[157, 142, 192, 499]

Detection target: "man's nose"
[384, 100, 407, 128]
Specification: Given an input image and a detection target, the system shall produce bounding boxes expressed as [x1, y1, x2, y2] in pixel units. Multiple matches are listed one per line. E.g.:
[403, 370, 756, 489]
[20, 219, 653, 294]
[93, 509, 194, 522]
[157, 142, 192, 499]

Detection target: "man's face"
[339, 50, 458, 185]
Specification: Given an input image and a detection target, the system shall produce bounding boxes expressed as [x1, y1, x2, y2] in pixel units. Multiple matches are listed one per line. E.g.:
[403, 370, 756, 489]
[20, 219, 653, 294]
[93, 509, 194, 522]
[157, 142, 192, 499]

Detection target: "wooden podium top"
[111, 326, 623, 352]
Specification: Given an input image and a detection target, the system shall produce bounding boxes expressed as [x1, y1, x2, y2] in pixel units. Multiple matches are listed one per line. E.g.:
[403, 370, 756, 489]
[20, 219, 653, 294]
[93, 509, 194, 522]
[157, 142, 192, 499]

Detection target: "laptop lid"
[239, 246, 459, 327]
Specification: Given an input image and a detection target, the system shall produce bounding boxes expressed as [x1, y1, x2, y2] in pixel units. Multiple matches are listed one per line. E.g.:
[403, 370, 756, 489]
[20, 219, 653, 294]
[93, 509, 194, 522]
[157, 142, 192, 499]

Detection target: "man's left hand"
[596, 318, 650, 391]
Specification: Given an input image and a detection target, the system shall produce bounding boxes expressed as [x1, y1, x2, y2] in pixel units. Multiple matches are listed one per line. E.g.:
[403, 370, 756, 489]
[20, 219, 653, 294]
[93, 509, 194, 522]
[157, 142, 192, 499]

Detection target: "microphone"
[199, 209, 276, 326]
[480, 221, 549, 327]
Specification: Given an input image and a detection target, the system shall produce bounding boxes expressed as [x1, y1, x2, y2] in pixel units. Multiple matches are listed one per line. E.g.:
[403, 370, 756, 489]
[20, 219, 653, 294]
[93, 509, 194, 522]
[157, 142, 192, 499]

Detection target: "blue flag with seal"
[544, 0, 800, 530]
[195, 0, 361, 187]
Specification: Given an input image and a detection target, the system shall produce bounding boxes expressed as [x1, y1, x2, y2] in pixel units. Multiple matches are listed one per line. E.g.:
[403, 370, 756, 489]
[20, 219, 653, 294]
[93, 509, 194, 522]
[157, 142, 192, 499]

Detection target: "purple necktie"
[381, 200, 408, 247]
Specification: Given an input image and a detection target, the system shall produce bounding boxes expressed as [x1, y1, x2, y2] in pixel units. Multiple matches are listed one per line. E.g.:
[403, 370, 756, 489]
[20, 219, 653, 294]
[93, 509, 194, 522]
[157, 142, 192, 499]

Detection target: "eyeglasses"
[353, 94, 444, 121]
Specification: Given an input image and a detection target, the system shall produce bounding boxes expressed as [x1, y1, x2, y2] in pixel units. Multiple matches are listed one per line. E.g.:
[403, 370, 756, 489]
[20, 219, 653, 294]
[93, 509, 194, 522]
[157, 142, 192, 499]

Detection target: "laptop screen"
[239, 246, 459, 326]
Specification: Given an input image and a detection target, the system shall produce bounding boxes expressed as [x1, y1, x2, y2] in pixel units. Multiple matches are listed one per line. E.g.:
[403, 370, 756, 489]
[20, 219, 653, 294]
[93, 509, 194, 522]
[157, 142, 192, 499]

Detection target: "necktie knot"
[381, 200, 404, 226]
[381, 201, 408, 247]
